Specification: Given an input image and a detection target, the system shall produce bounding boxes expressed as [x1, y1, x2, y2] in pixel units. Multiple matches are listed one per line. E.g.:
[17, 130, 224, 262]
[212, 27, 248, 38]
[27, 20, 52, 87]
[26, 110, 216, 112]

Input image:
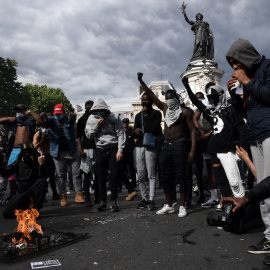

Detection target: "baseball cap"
[122, 118, 129, 123]
[54, 104, 65, 115]
[13, 104, 27, 112]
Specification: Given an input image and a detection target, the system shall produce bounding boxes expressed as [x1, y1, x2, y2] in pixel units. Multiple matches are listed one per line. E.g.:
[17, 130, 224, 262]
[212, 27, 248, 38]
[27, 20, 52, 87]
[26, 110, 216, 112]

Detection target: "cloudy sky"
[0, 0, 269, 110]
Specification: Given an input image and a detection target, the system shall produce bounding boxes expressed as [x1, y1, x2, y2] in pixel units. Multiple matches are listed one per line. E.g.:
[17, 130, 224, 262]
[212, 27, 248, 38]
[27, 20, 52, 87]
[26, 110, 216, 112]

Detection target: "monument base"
[180, 59, 224, 95]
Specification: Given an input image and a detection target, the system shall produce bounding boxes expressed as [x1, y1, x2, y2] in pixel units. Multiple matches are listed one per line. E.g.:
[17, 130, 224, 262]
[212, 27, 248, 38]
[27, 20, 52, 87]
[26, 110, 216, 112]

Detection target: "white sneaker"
[193, 185, 199, 195]
[215, 203, 222, 211]
[178, 206, 187, 218]
[156, 204, 174, 215]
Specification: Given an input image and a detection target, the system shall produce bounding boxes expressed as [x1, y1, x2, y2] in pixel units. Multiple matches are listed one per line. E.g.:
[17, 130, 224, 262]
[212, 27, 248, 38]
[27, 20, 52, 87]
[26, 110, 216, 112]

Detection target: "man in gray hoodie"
[226, 39, 270, 254]
[85, 97, 125, 211]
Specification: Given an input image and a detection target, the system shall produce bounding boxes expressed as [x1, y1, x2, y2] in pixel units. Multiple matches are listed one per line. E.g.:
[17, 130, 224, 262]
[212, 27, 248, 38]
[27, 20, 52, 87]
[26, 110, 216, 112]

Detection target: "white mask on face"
[165, 98, 179, 109]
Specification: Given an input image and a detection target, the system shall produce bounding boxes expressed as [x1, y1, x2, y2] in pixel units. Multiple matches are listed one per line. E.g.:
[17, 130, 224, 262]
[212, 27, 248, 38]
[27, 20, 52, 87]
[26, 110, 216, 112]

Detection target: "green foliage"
[0, 58, 30, 117]
[24, 84, 74, 115]
[0, 57, 74, 117]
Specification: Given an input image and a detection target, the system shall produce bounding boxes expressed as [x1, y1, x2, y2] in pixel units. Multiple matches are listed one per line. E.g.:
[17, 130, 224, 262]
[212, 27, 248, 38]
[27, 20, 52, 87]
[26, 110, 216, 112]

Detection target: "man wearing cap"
[0, 104, 43, 198]
[77, 100, 97, 207]
[46, 104, 84, 207]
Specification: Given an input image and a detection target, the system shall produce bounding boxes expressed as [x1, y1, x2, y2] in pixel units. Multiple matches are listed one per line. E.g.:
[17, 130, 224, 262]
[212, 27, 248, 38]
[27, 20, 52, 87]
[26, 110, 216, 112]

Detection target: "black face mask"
[207, 94, 219, 105]
[141, 102, 152, 109]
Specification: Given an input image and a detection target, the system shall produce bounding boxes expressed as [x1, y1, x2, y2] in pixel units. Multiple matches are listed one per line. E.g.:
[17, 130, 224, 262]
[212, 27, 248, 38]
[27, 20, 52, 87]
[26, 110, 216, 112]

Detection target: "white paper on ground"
[31, 259, 61, 269]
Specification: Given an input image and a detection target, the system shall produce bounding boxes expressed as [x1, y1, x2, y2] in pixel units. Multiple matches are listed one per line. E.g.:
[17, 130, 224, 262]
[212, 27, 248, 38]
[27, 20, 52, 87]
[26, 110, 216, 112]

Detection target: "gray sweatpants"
[136, 147, 157, 201]
[53, 150, 82, 194]
[251, 137, 270, 240]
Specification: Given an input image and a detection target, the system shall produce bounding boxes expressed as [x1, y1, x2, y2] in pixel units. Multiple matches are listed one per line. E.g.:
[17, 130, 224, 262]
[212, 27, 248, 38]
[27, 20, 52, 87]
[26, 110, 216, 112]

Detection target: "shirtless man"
[0, 104, 42, 197]
[137, 72, 196, 217]
[0, 104, 42, 146]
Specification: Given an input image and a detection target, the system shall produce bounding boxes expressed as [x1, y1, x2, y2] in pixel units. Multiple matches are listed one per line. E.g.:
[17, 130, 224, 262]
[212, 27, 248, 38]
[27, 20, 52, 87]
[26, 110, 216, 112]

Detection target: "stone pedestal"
[180, 59, 224, 95]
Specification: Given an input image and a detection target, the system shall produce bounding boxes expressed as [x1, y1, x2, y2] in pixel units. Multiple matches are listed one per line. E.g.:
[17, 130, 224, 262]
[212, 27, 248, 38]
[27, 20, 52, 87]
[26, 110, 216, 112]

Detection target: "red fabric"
[53, 104, 64, 114]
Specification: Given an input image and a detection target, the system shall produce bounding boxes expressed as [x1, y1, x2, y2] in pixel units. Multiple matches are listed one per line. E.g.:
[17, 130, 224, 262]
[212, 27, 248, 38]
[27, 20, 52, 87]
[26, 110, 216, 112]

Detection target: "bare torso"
[14, 126, 31, 144]
[163, 108, 188, 141]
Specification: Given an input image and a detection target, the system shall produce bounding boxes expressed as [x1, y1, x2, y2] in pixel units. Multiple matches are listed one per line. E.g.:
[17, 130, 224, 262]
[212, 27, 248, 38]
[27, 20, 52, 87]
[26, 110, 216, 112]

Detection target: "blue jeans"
[161, 138, 188, 194]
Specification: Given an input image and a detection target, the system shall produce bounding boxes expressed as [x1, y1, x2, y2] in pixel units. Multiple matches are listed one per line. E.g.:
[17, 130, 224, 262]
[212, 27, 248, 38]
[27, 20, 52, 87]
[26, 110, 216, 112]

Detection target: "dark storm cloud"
[0, 0, 269, 109]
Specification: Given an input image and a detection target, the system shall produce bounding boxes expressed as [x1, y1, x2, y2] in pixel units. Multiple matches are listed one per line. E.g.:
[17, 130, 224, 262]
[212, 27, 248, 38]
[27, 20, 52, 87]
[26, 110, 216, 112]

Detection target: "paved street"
[0, 187, 268, 270]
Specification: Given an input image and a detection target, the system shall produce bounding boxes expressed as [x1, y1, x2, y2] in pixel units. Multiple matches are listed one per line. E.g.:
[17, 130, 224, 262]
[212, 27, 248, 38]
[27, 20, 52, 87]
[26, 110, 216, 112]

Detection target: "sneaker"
[156, 204, 174, 215]
[178, 206, 187, 218]
[74, 191, 85, 203]
[215, 203, 222, 211]
[60, 194, 68, 207]
[110, 202, 120, 212]
[193, 185, 199, 195]
[247, 238, 270, 254]
[125, 191, 137, 201]
[137, 199, 149, 209]
[162, 199, 177, 208]
[201, 199, 219, 208]
[148, 200, 156, 210]
[97, 203, 107, 211]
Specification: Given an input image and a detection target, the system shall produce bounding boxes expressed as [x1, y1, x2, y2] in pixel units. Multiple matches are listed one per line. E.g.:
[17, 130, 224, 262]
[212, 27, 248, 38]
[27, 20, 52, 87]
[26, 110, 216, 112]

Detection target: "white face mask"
[16, 113, 24, 119]
[165, 98, 179, 109]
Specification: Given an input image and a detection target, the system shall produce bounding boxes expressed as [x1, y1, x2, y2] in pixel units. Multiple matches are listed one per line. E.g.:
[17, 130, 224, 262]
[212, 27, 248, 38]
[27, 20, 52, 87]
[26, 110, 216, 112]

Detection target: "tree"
[24, 84, 74, 115]
[0, 58, 30, 117]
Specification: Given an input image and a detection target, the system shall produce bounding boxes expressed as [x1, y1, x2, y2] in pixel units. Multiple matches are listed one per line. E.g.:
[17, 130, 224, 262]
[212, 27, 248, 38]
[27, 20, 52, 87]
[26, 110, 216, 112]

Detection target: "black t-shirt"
[124, 127, 135, 152]
[184, 82, 246, 154]
[134, 109, 162, 147]
[58, 121, 69, 151]
[207, 106, 245, 154]
[77, 111, 96, 150]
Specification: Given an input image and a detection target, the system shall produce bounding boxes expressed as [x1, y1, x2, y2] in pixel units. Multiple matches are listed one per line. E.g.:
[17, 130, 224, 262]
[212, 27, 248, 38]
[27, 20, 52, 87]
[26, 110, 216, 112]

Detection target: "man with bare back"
[0, 104, 43, 197]
[137, 72, 196, 217]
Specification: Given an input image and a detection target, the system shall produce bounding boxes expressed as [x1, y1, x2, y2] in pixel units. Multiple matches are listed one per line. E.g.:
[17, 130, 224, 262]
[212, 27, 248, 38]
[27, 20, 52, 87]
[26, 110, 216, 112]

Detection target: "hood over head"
[226, 39, 261, 70]
[90, 97, 110, 112]
[207, 85, 224, 96]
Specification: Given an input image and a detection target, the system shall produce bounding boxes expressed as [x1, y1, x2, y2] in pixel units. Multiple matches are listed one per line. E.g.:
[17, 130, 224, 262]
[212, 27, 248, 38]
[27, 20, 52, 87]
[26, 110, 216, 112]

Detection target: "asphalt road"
[0, 187, 268, 270]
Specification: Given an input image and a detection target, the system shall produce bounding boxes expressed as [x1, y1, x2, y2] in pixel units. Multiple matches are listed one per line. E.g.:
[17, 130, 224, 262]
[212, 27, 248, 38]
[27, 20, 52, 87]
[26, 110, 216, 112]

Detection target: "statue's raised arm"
[181, 2, 193, 25]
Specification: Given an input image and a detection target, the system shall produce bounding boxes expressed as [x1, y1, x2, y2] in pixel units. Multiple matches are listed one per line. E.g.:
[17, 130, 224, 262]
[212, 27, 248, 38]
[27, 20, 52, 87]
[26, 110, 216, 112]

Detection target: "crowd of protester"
[1, 38, 270, 264]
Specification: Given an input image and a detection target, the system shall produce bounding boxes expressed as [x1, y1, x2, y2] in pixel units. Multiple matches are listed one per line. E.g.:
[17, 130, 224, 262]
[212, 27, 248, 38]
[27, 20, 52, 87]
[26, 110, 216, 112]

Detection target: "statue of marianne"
[181, 2, 214, 60]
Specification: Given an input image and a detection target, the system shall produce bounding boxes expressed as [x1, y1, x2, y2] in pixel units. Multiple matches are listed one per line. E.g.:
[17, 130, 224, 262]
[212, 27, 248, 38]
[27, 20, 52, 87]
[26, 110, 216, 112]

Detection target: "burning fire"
[12, 198, 43, 245]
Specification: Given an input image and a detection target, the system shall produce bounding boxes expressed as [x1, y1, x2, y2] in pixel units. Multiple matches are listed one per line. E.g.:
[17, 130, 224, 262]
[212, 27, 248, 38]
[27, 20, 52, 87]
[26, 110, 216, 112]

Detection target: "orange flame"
[12, 198, 43, 245]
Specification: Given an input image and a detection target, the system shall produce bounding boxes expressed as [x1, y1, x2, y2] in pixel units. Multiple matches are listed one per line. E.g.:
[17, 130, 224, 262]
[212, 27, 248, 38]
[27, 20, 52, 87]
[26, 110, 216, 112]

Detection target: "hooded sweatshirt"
[226, 39, 261, 70]
[85, 97, 126, 152]
[226, 39, 270, 144]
